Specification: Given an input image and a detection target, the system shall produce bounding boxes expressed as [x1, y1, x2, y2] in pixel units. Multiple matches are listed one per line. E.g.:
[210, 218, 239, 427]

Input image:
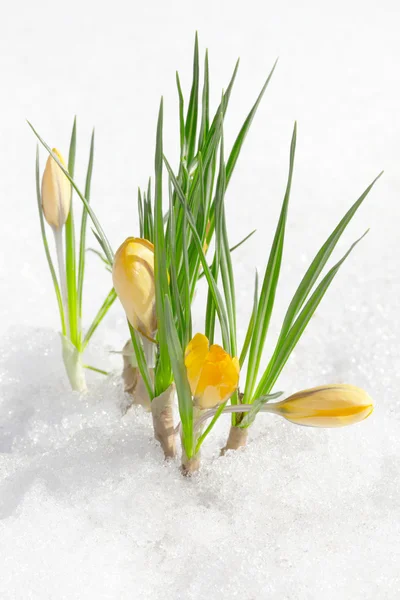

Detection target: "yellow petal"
[184, 333, 210, 396]
[272, 384, 373, 427]
[112, 237, 156, 337]
[184, 334, 240, 410]
[41, 149, 71, 229]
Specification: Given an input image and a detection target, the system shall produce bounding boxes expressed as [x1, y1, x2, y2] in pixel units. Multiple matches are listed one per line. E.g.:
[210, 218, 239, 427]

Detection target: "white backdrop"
[1, 1, 399, 598]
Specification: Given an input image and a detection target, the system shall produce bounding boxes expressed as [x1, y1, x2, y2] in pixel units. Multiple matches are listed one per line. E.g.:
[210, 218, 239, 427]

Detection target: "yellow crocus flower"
[112, 237, 156, 339]
[269, 384, 373, 427]
[41, 149, 71, 229]
[185, 333, 240, 409]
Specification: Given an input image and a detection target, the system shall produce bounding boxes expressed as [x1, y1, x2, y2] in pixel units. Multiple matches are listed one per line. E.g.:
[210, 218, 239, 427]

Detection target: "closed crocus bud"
[185, 333, 240, 409]
[41, 149, 71, 229]
[112, 237, 156, 339]
[270, 384, 373, 427]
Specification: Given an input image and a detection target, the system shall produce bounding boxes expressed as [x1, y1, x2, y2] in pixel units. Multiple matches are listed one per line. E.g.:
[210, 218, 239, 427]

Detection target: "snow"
[1, 0, 400, 598]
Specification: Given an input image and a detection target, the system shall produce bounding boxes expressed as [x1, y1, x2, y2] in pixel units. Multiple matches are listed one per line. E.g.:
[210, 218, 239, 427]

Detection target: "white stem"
[53, 227, 69, 337]
[61, 335, 87, 392]
[174, 403, 282, 436]
[142, 334, 156, 367]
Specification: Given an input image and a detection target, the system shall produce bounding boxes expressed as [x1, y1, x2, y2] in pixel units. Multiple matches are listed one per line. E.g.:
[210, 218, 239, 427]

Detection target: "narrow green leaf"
[164, 296, 194, 458]
[195, 401, 226, 454]
[154, 99, 172, 395]
[275, 171, 383, 346]
[35, 146, 66, 335]
[86, 247, 111, 267]
[28, 121, 114, 264]
[77, 128, 95, 341]
[197, 228, 257, 280]
[65, 117, 78, 347]
[239, 270, 258, 367]
[128, 323, 154, 399]
[184, 32, 200, 164]
[239, 391, 284, 428]
[254, 231, 369, 399]
[226, 58, 278, 185]
[138, 188, 144, 238]
[176, 72, 185, 160]
[198, 49, 210, 151]
[165, 156, 230, 350]
[81, 288, 117, 350]
[230, 229, 257, 253]
[83, 364, 109, 376]
[243, 123, 297, 402]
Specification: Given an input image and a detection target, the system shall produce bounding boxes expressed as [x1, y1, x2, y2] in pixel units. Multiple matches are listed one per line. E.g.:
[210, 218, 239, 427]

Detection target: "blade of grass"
[185, 32, 200, 165]
[65, 117, 78, 347]
[128, 323, 154, 399]
[154, 99, 172, 395]
[239, 270, 258, 367]
[81, 288, 117, 350]
[165, 156, 230, 350]
[35, 146, 66, 335]
[243, 123, 297, 402]
[164, 296, 194, 458]
[77, 128, 95, 345]
[198, 49, 210, 151]
[198, 228, 257, 280]
[254, 230, 370, 399]
[226, 58, 278, 185]
[176, 72, 185, 161]
[275, 171, 383, 347]
[83, 364, 109, 376]
[28, 121, 114, 264]
[138, 188, 144, 237]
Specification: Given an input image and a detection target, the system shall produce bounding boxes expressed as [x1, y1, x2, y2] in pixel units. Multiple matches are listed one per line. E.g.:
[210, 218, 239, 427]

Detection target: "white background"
[1, 1, 399, 599]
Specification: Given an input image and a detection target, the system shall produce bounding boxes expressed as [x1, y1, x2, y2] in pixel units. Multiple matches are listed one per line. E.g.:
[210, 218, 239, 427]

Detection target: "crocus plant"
[34, 121, 116, 391]
[30, 35, 379, 475]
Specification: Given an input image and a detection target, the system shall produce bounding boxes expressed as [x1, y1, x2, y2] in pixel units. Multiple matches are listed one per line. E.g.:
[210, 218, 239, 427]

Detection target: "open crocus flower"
[184, 333, 240, 409]
[112, 237, 156, 339]
[41, 149, 71, 229]
[269, 384, 373, 427]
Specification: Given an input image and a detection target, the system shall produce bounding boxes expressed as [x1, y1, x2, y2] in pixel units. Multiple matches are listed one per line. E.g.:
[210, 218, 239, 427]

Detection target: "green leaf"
[65, 117, 78, 347]
[226, 58, 278, 185]
[138, 188, 144, 238]
[35, 146, 66, 335]
[243, 123, 297, 402]
[239, 391, 283, 428]
[81, 288, 117, 350]
[164, 156, 230, 350]
[153, 99, 172, 395]
[128, 323, 154, 400]
[198, 228, 257, 280]
[28, 121, 114, 265]
[239, 270, 258, 367]
[275, 171, 383, 346]
[254, 230, 370, 399]
[176, 72, 185, 160]
[164, 296, 194, 458]
[184, 32, 200, 165]
[198, 49, 210, 151]
[77, 128, 95, 342]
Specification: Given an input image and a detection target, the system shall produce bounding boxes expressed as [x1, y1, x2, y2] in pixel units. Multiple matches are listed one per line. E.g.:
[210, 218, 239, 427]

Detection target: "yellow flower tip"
[273, 384, 374, 428]
[112, 237, 156, 338]
[184, 333, 240, 410]
[41, 148, 71, 229]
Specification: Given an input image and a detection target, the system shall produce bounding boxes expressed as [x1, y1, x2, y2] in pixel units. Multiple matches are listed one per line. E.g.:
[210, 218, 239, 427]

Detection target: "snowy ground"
[1, 1, 400, 598]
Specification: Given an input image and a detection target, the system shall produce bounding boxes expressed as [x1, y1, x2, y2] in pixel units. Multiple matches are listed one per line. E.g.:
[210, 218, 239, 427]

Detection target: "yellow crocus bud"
[270, 384, 373, 427]
[112, 237, 156, 339]
[184, 333, 240, 409]
[41, 149, 71, 229]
